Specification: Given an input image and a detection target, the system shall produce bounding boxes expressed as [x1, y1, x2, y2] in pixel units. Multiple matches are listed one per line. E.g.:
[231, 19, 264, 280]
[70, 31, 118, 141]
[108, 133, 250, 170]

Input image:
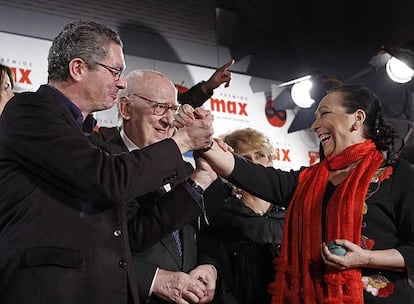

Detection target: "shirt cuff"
[148, 267, 160, 296]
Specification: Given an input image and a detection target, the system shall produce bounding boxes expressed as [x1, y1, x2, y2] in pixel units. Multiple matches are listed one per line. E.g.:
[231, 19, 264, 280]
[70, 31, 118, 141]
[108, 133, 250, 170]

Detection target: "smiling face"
[311, 91, 367, 158]
[120, 70, 178, 148]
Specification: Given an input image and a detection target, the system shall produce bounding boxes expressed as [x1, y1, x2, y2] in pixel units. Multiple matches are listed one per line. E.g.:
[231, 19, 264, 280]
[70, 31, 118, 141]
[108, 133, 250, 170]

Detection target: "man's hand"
[189, 264, 217, 304]
[202, 59, 235, 92]
[152, 269, 208, 304]
[172, 106, 214, 154]
[190, 157, 218, 190]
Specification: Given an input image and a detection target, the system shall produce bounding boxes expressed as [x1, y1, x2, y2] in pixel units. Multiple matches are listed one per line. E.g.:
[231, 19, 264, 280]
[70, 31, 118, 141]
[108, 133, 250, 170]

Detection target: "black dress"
[200, 180, 285, 304]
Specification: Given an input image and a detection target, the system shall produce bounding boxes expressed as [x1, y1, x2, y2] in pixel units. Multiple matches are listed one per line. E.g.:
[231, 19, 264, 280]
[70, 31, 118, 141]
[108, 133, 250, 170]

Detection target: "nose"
[116, 74, 127, 89]
[310, 117, 319, 132]
[163, 109, 175, 126]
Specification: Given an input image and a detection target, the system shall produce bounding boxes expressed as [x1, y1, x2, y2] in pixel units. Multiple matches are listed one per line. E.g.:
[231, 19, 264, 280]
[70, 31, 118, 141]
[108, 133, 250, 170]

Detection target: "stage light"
[384, 40, 414, 83]
[291, 78, 315, 108]
[385, 56, 414, 83]
[274, 75, 339, 132]
[278, 74, 316, 108]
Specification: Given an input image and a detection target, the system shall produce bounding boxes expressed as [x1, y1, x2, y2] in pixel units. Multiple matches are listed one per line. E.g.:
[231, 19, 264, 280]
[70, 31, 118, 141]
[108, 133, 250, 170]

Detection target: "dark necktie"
[159, 185, 182, 258]
[172, 229, 182, 258]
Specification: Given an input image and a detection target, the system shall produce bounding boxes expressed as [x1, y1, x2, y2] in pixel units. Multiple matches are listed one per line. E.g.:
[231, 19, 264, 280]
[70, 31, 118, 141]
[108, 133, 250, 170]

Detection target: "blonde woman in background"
[0, 64, 14, 115]
[200, 127, 285, 304]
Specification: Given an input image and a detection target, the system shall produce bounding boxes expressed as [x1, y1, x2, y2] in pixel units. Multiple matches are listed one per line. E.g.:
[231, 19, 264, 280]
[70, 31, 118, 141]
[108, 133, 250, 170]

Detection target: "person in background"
[196, 84, 414, 303]
[96, 59, 234, 142]
[178, 59, 234, 107]
[0, 20, 216, 304]
[0, 63, 14, 115]
[103, 69, 218, 304]
[199, 127, 285, 304]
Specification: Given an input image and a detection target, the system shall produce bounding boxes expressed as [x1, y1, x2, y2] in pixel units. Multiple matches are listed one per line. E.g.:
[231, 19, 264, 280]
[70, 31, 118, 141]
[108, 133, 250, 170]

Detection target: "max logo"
[210, 98, 248, 116]
[10, 67, 32, 85]
[275, 148, 291, 162]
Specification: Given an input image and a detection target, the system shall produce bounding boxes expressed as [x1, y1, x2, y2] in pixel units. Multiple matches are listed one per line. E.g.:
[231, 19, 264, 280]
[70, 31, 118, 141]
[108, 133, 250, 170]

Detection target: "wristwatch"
[198, 140, 214, 152]
[187, 178, 204, 194]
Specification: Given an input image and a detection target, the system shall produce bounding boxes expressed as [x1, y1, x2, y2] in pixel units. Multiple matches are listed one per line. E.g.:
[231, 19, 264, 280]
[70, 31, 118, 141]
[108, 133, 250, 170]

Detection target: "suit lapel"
[160, 234, 183, 268]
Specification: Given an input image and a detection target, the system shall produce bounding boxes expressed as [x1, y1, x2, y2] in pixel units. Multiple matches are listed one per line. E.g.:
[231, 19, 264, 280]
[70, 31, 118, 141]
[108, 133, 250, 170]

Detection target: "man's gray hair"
[48, 20, 122, 82]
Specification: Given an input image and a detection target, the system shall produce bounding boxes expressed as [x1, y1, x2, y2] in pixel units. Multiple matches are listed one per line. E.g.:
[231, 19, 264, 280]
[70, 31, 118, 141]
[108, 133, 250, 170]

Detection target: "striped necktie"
[159, 185, 182, 258]
[172, 229, 182, 257]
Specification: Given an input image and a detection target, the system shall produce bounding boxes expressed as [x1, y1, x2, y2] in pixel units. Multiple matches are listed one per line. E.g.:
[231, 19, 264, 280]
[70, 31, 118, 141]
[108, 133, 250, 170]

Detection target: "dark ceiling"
[216, 0, 414, 81]
[216, 0, 414, 143]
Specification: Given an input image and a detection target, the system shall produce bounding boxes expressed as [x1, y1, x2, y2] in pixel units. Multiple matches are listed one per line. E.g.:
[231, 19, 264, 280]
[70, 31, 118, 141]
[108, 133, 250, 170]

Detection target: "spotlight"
[275, 74, 339, 132]
[291, 78, 315, 108]
[384, 40, 414, 83]
[278, 75, 317, 108]
[385, 56, 414, 83]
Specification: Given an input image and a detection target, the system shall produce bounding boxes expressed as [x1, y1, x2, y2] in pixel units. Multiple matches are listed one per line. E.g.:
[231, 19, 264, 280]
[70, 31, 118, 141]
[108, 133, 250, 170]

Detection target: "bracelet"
[198, 140, 214, 153]
[187, 178, 205, 194]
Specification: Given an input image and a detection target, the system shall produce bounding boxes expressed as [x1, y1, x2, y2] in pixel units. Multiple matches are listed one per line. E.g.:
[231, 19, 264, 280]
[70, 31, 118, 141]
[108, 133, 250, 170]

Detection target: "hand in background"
[189, 264, 217, 304]
[202, 59, 235, 92]
[152, 269, 207, 304]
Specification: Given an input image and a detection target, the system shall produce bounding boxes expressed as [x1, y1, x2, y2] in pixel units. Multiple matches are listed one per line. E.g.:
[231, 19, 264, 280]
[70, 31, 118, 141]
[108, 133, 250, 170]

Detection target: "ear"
[68, 58, 86, 82]
[354, 109, 366, 127]
[119, 96, 131, 120]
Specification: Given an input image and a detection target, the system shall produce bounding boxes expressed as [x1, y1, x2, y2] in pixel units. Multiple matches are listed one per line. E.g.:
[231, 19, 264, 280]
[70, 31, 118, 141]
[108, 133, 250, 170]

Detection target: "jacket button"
[119, 259, 127, 268]
[113, 229, 122, 237]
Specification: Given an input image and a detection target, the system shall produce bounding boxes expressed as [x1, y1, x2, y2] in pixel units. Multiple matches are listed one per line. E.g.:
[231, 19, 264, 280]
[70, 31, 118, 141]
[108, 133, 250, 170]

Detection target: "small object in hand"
[327, 241, 347, 256]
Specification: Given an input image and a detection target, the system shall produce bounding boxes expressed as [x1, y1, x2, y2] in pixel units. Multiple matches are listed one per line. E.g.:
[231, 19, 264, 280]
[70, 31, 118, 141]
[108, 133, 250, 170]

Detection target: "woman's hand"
[321, 239, 369, 270]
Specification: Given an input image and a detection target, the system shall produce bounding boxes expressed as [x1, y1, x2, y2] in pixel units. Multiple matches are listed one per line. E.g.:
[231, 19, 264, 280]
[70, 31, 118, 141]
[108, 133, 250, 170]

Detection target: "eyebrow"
[315, 105, 329, 113]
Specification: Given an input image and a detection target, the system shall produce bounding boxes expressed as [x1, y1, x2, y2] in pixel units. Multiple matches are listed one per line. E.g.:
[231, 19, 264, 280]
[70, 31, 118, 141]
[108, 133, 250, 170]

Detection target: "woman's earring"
[351, 122, 358, 131]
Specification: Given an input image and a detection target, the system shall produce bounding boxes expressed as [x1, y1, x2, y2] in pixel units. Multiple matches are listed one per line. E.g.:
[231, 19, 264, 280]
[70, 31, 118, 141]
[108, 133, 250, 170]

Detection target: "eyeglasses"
[131, 93, 181, 116]
[93, 62, 123, 81]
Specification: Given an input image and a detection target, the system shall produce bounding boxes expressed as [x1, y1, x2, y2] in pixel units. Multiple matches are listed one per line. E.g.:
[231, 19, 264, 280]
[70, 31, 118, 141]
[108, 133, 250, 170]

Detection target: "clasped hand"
[153, 264, 217, 304]
[173, 104, 214, 152]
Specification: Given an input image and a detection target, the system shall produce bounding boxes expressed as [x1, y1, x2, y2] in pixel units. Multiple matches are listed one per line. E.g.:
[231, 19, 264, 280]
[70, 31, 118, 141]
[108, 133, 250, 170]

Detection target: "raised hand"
[203, 59, 235, 91]
[172, 106, 214, 154]
[190, 156, 218, 190]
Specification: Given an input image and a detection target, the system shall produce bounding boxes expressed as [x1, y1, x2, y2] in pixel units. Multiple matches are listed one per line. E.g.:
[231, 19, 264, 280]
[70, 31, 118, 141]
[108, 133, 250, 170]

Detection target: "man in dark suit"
[104, 69, 219, 304]
[0, 21, 216, 304]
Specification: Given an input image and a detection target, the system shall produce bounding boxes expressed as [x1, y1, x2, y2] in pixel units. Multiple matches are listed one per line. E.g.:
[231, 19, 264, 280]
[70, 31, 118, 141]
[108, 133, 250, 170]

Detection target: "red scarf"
[269, 140, 384, 303]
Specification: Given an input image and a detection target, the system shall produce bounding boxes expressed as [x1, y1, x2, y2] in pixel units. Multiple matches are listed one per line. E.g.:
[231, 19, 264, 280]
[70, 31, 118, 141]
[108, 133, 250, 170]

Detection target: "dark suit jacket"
[0, 85, 204, 304]
[104, 131, 217, 304]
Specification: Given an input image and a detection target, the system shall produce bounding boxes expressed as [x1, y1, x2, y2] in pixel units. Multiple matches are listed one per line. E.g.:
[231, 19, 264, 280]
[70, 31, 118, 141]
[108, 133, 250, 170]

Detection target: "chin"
[323, 149, 333, 158]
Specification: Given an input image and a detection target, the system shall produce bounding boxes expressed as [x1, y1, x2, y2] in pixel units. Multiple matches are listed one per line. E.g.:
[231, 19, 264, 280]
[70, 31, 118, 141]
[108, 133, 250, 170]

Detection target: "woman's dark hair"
[0, 64, 14, 89]
[328, 84, 403, 163]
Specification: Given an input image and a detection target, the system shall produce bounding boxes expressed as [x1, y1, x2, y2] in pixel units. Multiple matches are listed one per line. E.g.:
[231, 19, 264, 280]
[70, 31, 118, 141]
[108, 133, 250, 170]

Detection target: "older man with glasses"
[102, 69, 219, 304]
[0, 21, 216, 304]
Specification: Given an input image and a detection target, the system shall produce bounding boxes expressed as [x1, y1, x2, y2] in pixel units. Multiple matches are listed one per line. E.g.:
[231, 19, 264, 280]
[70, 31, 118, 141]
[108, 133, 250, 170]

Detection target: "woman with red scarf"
[198, 84, 414, 303]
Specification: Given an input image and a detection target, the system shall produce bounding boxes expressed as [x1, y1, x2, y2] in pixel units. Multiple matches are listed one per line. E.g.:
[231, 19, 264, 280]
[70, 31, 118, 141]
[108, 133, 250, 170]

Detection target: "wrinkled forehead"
[138, 80, 178, 105]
